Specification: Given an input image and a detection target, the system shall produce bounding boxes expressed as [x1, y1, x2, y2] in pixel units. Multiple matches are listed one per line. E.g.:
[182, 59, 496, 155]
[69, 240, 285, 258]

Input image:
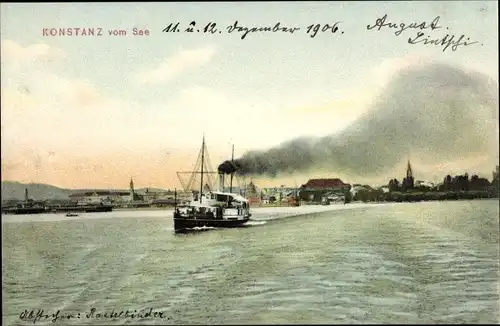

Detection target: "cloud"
[288, 88, 375, 127]
[282, 57, 432, 136]
[135, 45, 216, 84]
[163, 85, 371, 152]
[1, 41, 223, 168]
[285, 55, 495, 140]
[1, 39, 65, 63]
[0, 39, 102, 108]
[164, 85, 276, 149]
[372, 54, 430, 88]
[1, 40, 133, 157]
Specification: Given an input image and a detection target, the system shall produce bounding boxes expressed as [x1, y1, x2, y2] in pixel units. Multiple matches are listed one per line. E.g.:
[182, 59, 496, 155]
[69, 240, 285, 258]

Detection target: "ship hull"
[173, 216, 250, 233]
[3, 207, 47, 215]
[52, 205, 113, 213]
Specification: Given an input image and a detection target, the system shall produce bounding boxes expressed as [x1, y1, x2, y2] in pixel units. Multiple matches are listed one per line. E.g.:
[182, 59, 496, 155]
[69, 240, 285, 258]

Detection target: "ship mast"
[230, 144, 234, 193]
[200, 135, 205, 204]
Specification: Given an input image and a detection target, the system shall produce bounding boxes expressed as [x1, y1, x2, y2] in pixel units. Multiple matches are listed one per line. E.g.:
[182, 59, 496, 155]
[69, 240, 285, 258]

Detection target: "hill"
[1, 181, 170, 201]
[1, 181, 72, 201]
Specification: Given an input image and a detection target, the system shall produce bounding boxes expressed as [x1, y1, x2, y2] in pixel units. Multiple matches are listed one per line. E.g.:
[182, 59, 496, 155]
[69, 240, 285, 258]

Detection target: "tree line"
[358, 172, 499, 203]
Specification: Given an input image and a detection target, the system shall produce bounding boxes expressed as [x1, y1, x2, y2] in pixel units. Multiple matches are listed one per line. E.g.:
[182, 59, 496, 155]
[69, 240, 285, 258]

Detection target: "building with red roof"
[300, 178, 351, 202]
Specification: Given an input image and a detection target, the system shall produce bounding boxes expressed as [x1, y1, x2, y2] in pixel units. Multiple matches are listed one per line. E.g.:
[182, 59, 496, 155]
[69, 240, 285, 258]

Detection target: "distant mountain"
[1, 181, 72, 201]
[1, 181, 170, 201]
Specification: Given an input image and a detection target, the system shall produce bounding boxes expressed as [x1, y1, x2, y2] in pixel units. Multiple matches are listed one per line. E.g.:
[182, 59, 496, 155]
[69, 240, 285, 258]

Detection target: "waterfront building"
[300, 178, 351, 202]
[415, 180, 435, 188]
[350, 184, 372, 197]
[321, 192, 345, 204]
[260, 186, 298, 202]
[379, 186, 390, 193]
[140, 188, 157, 202]
[68, 190, 130, 205]
[246, 181, 261, 205]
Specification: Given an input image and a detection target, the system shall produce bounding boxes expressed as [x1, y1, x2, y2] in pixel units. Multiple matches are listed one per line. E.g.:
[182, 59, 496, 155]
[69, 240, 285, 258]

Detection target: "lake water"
[2, 200, 499, 325]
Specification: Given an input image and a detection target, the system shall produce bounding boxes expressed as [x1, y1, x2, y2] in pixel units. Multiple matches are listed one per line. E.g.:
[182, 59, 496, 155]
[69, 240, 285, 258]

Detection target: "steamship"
[173, 136, 251, 233]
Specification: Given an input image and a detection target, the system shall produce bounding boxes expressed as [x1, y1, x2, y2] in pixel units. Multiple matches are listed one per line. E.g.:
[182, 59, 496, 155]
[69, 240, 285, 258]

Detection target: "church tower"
[406, 160, 413, 179]
[129, 177, 135, 202]
[405, 160, 414, 189]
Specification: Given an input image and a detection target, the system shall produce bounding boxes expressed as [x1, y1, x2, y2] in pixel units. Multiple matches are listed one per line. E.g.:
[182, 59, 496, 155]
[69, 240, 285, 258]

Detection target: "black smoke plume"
[225, 63, 499, 178]
[218, 160, 239, 174]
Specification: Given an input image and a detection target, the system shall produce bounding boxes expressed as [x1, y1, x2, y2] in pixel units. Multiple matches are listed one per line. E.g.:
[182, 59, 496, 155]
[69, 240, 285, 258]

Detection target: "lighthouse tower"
[129, 177, 135, 202]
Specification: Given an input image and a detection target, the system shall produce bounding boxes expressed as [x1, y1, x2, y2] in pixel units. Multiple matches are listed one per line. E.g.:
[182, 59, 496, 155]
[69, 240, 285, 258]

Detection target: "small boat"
[173, 136, 251, 233]
[66, 213, 79, 217]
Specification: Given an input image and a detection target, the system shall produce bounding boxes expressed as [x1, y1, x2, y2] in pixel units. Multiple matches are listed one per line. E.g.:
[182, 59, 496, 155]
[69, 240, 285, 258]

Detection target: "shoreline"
[109, 196, 498, 211]
[2, 198, 498, 221]
[1, 199, 498, 224]
[1, 202, 389, 224]
[114, 206, 172, 211]
[3, 197, 497, 215]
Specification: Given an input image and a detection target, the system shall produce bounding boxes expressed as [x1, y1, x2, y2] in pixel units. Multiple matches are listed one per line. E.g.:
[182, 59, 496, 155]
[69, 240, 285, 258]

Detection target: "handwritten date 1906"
[306, 22, 343, 38]
[162, 21, 344, 40]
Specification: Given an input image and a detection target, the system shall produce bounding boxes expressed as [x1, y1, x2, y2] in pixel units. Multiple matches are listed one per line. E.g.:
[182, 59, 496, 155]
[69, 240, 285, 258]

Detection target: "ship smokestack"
[219, 173, 225, 192]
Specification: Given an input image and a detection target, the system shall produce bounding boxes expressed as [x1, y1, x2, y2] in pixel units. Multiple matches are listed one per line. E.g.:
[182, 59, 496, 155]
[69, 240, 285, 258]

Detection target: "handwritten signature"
[19, 308, 170, 324]
[366, 14, 480, 52]
[408, 32, 478, 52]
[367, 14, 442, 36]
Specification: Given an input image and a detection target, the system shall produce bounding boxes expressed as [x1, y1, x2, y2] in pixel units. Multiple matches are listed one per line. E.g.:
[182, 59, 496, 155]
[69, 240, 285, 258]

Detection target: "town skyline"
[2, 162, 497, 193]
[1, 2, 498, 189]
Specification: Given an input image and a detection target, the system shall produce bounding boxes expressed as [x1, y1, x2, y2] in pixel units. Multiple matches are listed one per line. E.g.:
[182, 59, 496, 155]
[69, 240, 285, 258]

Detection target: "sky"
[1, 1, 498, 190]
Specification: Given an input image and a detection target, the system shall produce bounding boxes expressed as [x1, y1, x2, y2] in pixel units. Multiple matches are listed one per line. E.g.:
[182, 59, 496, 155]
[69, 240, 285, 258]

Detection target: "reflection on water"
[2, 200, 499, 324]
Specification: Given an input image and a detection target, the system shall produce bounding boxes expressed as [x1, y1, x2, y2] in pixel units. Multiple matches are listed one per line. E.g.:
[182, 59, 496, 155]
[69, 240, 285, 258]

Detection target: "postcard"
[1, 1, 499, 325]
